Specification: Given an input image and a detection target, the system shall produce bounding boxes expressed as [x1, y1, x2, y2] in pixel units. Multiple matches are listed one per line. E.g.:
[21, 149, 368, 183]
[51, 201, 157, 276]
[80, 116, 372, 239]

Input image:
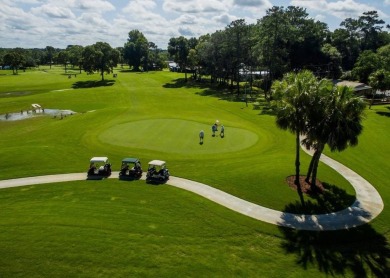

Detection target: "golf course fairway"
[0, 67, 389, 277]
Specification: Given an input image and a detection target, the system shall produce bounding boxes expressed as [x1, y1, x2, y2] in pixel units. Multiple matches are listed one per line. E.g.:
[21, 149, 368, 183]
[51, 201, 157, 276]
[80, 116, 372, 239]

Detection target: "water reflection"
[0, 109, 76, 121]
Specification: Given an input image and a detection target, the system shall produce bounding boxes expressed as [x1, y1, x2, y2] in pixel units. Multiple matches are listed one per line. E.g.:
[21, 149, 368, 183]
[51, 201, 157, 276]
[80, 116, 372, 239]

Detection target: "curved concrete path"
[0, 153, 384, 231]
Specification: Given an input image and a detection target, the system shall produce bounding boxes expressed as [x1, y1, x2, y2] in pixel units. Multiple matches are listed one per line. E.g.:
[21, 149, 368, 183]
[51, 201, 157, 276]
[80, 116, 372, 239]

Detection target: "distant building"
[239, 69, 269, 81]
[334, 80, 372, 96]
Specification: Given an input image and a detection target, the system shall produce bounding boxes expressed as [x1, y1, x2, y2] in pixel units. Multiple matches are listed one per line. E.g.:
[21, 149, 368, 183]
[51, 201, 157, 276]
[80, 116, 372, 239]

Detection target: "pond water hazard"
[0, 108, 76, 121]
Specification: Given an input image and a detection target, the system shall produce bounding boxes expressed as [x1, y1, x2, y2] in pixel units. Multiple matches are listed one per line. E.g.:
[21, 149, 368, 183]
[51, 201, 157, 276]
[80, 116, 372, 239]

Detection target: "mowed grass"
[0, 67, 389, 277]
[98, 119, 259, 154]
[0, 180, 309, 277]
[322, 105, 390, 234]
[0, 67, 353, 210]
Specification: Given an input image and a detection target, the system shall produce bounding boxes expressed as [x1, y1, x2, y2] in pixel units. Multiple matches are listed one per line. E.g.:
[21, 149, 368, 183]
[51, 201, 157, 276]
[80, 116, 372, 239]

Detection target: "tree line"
[0, 32, 168, 80]
[168, 8, 389, 95]
[1, 6, 389, 88]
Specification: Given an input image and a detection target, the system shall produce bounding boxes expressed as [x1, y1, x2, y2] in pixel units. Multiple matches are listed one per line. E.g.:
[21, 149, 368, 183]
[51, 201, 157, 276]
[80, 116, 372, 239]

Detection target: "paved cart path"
[0, 151, 384, 231]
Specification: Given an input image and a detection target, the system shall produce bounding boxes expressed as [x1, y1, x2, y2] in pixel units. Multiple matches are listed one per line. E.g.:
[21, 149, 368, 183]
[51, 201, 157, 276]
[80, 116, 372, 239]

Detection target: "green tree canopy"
[3, 48, 25, 74]
[82, 42, 119, 81]
[168, 36, 191, 81]
[369, 69, 390, 92]
[352, 50, 380, 83]
[331, 28, 360, 70]
[256, 6, 328, 82]
[359, 11, 387, 51]
[332, 10, 388, 71]
[377, 44, 390, 71]
[123, 30, 149, 71]
[45, 46, 55, 69]
[321, 43, 342, 79]
[256, 6, 291, 81]
[67, 45, 84, 73]
[57, 50, 69, 73]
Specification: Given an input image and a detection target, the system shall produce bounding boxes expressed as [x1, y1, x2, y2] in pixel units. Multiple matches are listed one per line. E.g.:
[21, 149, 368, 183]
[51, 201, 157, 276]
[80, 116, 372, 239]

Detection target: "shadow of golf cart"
[87, 157, 112, 179]
[146, 160, 170, 184]
[119, 158, 143, 180]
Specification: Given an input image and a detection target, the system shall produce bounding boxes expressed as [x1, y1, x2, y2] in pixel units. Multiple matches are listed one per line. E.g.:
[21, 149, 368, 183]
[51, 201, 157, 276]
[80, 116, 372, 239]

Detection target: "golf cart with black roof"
[146, 160, 170, 183]
[119, 157, 142, 179]
[88, 157, 112, 177]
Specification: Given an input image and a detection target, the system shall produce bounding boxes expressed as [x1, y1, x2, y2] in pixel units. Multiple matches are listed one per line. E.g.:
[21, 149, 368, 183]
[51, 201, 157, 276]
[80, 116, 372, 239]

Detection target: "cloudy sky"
[1, 0, 389, 49]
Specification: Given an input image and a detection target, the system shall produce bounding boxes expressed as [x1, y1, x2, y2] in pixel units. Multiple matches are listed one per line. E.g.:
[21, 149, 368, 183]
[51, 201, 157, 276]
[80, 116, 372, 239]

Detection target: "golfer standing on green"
[212, 124, 217, 136]
[199, 130, 204, 143]
[220, 125, 225, 137]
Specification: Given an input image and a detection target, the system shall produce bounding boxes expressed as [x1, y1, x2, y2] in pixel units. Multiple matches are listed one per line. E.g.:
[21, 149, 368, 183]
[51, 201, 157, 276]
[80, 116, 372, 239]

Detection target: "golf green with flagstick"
[99, 119, 259, 154]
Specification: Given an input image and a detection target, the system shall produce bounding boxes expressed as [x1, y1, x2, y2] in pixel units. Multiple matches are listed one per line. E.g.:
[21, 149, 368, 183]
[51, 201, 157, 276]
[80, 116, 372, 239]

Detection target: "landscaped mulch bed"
[286, 175, 325, 195]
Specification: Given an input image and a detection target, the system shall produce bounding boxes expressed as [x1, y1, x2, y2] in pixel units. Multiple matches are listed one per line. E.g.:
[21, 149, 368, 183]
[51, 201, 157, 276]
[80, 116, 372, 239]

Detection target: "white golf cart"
[146, 160, 170, 183]
[88, 157, 112, 177]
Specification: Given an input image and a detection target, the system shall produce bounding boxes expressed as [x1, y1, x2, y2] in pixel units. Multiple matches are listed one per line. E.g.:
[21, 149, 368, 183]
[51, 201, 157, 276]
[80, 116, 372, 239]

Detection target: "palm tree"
[272, 70, 317, 204]
[304, 84, 366, 191]
[302, 78, 334, 191]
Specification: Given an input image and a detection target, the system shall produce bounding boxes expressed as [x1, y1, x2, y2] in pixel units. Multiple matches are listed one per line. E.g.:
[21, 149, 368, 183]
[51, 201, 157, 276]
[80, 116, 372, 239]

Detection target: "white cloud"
[232, 0, 272, 15]
[213, 13, 238, 25]
[14, 0, 43, 4]
[75, 0, 115, 12]
[31, 4, 75, 19]
[178, 26, 195, 36]
[123, 0, 157, 12]
[291, 0, 387, 19]
[1, 3, 45, 31]
[122, 0, 164, 22]
[314, 14, 326, 22]
[0, 0, 388, 49]
[163, 0, 230, 14]
[79, 12, 110, 28]
[175, 14, 198, 25]
[233, 0, 271, 8]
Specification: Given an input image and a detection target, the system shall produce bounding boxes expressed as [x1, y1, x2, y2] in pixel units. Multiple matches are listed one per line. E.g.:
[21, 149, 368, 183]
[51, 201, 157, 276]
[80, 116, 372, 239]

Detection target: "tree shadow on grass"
[252, 97, 268, 109]
[279, 222, 389, 276]
[376, 106, 390, 118]
[259, 106, 276, 116]
[119, 69, 133, 73]
[72, 79, 115, 89]
[197, 88, 245, 102]
[163, 77, 215, 90]
[163, 78, 257, 103]
[284, 183, 356, 215]
[252, 97, 276, 116]
[278, 184, 389, 277]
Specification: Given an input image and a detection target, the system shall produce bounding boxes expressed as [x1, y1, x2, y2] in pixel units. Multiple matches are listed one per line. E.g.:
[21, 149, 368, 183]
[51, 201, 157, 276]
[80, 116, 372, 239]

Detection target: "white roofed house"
[334, 80, 390, 106]
[334, 80, 373, 97]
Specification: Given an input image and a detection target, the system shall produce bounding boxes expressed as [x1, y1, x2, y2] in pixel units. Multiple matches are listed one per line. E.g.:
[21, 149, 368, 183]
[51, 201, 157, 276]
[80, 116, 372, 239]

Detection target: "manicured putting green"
[99, 119, 258, 154]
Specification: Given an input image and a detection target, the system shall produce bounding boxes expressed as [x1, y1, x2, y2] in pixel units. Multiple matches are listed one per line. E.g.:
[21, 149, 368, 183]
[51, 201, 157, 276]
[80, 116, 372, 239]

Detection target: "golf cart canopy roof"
[148, 160, 166, 166]
[90, 157, 109, 163]
[122, 158, 140, 163]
